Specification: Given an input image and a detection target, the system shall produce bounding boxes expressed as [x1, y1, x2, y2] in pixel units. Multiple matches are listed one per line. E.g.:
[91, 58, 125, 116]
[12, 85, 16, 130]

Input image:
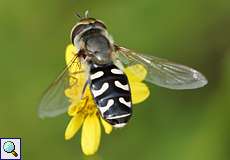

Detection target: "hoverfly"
[38, 11, 208, 128]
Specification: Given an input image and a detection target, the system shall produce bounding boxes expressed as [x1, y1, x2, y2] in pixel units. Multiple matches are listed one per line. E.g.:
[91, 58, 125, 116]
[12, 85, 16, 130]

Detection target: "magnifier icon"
[3, 141, 18, 157]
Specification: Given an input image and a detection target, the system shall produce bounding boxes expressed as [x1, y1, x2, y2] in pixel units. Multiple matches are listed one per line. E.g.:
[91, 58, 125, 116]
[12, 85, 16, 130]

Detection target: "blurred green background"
[0, 0, 230, 159]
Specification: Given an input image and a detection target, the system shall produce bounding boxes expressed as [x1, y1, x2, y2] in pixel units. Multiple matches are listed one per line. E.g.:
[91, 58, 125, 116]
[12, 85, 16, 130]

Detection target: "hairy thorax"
[82, 29, 113, 64]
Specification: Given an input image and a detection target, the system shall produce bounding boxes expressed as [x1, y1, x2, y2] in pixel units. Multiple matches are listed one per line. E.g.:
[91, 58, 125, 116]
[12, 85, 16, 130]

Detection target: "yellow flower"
[64, 44, 150, 155]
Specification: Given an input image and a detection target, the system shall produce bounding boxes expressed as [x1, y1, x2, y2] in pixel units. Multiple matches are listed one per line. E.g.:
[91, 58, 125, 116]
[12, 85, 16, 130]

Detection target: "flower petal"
[100, 117, 113, 134]
[65, 44, 77, 65]
[65, 113, 84, 140]
[125, 64, 147, 82]
[67, 103, 80, 116]
[65, 44, 83, 74]
[130, 82, 150, 104]
[65, 85, 81, 100]
[81, 114, 101, 155]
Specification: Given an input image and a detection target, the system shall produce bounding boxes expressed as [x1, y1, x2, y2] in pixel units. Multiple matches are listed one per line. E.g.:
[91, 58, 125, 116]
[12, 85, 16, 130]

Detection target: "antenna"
[75, 10, 90, 20]
[75, 12, 82, 19]
[85, 10, 89, 18]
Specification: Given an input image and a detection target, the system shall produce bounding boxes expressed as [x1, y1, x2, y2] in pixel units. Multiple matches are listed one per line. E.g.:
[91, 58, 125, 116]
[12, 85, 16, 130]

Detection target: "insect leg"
[81, 79, 90, 99]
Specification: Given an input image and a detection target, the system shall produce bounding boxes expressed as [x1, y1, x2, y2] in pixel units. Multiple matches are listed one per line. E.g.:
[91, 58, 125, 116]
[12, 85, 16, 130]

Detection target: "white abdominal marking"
[106, 113, 131, 119]
[113, 123, 127, 128]
[90, 71, 104, 80]
[111, 68, 123, 74]
[114, 81, 129, 91]
[100, 99, 114, 114]
[119, 97, 131, 107]
[92, 82, 109, 97]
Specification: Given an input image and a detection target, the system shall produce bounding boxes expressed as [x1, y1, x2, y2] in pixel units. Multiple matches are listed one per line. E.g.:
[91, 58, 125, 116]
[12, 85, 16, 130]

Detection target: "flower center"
[78, 95, 98, 116]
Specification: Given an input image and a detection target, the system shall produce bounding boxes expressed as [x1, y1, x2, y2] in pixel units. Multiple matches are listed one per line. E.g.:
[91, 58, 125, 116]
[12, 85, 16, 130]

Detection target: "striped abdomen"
[89, 63, 132, 128]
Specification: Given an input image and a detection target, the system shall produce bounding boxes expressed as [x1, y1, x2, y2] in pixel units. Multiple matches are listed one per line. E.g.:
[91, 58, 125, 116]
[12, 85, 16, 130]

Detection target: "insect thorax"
[79, 29, 114, 65]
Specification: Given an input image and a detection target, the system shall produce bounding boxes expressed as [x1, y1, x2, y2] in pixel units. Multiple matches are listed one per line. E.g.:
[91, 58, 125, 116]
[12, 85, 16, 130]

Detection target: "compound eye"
[94, 21, 107, 29]
[71, 24, 87, 44]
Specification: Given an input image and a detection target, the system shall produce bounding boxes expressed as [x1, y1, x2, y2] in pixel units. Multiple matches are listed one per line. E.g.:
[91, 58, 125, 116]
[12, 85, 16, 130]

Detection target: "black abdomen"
[89, 63, 132, 128]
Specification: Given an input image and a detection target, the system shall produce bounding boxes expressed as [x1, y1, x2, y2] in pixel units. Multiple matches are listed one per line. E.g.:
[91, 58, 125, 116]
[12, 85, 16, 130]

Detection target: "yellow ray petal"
[67, 104, 78, 116]
[125, 64, 147, 82]
[65, 44, 82, 74]
[65, 113, 84, 140]
[100, 117, 113, 134]
[65, 44, 77, 65]
[130, 82, 150, 104]
[81, 114, 101, 155]
[67, 103, 80, 116]
[64, 85, 81, 100]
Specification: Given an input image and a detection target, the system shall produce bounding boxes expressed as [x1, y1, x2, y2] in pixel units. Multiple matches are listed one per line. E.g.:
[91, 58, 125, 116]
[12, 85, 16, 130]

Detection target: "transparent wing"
[115, 46, 208, 89]
[38, 54, 86, 118]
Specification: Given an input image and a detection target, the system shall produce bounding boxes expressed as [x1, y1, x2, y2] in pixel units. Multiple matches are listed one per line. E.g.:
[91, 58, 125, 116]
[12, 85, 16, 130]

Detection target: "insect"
[38, 11, 208, 128]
